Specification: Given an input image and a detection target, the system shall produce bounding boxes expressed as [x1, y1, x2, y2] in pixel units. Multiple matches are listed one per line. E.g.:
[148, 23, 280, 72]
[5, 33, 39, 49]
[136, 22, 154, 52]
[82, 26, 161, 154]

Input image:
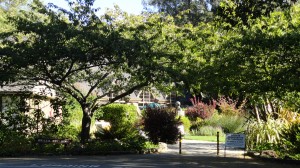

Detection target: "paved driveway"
[163, 139, 245, 158]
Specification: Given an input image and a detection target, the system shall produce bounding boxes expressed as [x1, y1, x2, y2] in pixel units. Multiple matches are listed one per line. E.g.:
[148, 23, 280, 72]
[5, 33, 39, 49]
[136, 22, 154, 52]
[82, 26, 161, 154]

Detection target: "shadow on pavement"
[0, 154, 299, 168]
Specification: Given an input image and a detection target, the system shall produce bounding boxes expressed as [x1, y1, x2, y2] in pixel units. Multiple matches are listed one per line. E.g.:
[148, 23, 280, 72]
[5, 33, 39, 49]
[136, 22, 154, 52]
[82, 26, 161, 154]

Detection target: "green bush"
[82, 136, 148, 153]
[246, 118, 284, 150]
[279, 122, 300, 159]
[178, 116, 191, 134]
[57, 124, 80, 140]
[0, 128, 32, 156]
[204, 113, 246, 133]
[62, 96, 83, 135]
[218, 115, 245, 133]
[95, 104, 139, 140]
[143, 107, 180, 144]
[84, 140, 125, 153]
[190, 126, 224, 136]
[37, 97, 81, 142]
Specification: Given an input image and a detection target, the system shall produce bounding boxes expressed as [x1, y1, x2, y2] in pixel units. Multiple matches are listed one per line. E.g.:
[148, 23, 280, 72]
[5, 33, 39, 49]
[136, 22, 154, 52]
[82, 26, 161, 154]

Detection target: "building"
[0, 82, 57, 118]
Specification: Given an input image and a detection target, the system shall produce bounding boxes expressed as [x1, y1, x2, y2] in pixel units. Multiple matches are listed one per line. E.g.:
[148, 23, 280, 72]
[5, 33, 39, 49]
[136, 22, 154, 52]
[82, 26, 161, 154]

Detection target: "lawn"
[183, 135, 225, 142]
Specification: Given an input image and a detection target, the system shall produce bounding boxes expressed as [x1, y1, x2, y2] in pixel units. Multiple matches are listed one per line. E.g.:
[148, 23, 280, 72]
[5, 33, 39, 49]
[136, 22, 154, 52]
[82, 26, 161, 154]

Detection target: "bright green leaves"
[216, 0, 293, 27]
[209, 3, 300, 97]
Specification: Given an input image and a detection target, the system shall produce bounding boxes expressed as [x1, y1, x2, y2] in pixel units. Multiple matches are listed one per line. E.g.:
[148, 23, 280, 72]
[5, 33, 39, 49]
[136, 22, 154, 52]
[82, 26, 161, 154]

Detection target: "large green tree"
[143, 0, 221, 25]
[0, 0, 182, 143]
[211, 4, 300, 94]
[199, 4, 300, 119]
[0, 0, 28, 83]
[216, 0, 297, 27]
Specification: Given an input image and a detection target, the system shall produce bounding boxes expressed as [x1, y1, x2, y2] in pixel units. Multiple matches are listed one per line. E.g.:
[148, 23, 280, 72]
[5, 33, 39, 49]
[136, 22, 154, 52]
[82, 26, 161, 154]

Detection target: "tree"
[215, 5, 300, 93]
[0, 0, 183, 143]
[202, 4, 300, 120]
[216, 0, 297, 27]
[143, 0, 221, 25]
[0, 0, 28, 82]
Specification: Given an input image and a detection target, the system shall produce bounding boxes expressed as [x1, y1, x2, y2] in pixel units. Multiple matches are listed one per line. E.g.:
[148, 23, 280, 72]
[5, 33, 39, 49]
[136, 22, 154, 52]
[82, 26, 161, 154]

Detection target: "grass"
[183, 135, 225, 142]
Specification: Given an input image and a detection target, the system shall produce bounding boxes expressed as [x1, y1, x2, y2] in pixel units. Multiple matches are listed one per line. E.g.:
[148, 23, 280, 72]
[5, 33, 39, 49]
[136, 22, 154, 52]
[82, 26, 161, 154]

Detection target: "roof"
[0, 83, 56, 98]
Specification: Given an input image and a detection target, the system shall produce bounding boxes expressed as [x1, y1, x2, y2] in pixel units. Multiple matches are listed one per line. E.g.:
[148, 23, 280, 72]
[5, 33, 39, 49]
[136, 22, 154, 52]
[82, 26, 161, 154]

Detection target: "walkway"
[161, 139, 247, 158]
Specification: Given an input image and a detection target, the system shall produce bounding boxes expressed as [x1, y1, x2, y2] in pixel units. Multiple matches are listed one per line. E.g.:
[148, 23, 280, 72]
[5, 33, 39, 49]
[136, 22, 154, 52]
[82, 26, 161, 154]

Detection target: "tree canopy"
[143, 0, 221, 25]
[1, 0, 300, 143]
[216, 0, 297, 27]
[0, 0, 185, 142]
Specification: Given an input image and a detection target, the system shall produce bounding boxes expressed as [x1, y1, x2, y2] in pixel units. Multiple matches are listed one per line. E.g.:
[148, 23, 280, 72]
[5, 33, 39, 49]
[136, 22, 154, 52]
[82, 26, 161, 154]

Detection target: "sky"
[42, 0, 144, 15]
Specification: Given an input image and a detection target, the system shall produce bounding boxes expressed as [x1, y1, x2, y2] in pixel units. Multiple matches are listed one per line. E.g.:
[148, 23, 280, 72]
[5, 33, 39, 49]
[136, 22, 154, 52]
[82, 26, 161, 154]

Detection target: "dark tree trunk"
[80, 104, 92, 144]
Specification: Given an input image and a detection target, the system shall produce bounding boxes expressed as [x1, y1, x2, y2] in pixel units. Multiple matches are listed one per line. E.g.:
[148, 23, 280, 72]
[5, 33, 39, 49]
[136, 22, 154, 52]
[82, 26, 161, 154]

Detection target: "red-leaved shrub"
[142, 107, 180, 144]
[185, 97, 216, 121]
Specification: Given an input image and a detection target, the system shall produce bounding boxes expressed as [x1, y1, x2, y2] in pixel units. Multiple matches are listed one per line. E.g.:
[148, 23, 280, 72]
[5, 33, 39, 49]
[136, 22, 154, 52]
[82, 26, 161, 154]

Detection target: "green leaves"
[216, 0, 293, 27]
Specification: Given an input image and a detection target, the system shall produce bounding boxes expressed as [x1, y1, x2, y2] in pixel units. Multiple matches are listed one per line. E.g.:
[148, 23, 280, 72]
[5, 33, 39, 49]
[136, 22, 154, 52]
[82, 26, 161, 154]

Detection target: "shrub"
[142, 107, 180, 144]
[279, 122, 300, 159]
[95, 104, 139, 140]
[216, 115, 245, 133]
[84, 140, 125, 153]
[185, 97, 216, 121]
[36, 97, 81, 142]
[246, 118, 285, 150]
[0, 127, 32, 156]
[217, 96, 245, 116]
[202, 113, 246, 133]
[178, 116, 191, 134]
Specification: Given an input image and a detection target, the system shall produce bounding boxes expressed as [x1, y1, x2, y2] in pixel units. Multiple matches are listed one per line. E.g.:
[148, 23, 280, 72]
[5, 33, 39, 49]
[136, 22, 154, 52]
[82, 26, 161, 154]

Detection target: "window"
[138, 90, 155, 107]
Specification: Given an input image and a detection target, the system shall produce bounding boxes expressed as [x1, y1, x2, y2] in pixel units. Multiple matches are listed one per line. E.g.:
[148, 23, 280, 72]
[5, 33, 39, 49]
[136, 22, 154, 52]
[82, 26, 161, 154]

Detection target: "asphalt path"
[0, 140, 298, 168]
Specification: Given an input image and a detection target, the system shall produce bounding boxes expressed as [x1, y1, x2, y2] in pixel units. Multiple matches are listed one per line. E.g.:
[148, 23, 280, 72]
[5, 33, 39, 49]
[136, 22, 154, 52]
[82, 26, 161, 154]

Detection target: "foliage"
[0, 96, 35, 133]
[217, 115, 245, 133]
[277, 109, 300, 124]
[190, 126, 224, 136]
[281, 92, 300, 113]
[0, 0, 186, 143]
[209, 4, 300, 96]
[95, 104, 139, 140]
[118, 133, 147, 151]
[33, 96, 81, 141]
[0, 94, 81, 155]
[246, 118, 285, 150]
[143, 0, 220, 25]
[83, 140, 125, 153]
[81, 136, 148, 153]
[0, 126, 32, 156]
[178, 116, 191, 134]
[190, 113, 246, 134]
[185, 97, 216, 121]
[279, 122, 300, 159]
[216, 0, 294, 27]
[142, 107, 180, 144]
[61, 95, 82, 137]
[217, 96, 245, 116]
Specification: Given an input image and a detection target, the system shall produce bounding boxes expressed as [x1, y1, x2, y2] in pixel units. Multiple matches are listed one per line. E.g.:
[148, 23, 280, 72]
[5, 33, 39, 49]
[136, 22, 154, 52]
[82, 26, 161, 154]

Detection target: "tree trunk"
[254, 104, 261, 124]
[80, 104, 92, 144]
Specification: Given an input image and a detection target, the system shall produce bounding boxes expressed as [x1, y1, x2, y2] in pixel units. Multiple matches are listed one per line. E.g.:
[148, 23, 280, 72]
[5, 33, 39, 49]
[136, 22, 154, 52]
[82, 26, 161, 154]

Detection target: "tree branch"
[105, 81, 149, 105]
[84, 72, 109, 99]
